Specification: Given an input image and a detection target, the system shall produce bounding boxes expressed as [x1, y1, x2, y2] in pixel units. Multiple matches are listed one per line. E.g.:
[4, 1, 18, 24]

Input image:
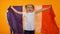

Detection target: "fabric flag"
[7, 5, 59, 34]
[7, 6, 23, 34]
[41, 5, 59, 34]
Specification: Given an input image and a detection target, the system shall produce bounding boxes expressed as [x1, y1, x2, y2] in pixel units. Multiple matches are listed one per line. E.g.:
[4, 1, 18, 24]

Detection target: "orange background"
[0, 0, 60, 34]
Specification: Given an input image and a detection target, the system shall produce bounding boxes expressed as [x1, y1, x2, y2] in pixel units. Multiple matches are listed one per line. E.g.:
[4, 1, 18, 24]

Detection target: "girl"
[11, 4, 51, 34]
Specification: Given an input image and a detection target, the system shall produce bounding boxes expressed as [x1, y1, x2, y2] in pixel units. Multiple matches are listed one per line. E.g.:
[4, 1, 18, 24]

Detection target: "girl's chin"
[28, 11, 32, 12]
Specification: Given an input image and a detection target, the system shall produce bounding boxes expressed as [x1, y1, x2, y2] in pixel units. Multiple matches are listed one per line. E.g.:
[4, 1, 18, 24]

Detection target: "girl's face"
[25, 5, 34, 12]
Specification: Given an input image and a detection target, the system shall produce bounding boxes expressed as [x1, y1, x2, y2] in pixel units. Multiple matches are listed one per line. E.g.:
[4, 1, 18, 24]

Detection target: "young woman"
[11, 4, 51, 34]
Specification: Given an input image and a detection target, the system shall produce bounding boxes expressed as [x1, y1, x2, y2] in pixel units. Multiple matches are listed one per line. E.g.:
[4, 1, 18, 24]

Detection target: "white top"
[23, 12, 35, 30]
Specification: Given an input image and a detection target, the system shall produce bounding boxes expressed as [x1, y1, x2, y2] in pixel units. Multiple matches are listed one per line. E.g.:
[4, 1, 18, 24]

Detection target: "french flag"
[7, 5, 59, 34]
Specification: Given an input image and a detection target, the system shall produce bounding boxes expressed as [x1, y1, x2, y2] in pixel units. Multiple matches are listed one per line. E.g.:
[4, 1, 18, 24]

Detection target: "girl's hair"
[25, 4, 34, 9]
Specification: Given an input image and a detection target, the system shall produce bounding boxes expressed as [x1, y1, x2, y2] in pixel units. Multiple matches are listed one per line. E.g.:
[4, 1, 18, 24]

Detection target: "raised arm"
[11, 6, 23, 14]
[35, 5, 51, 13]
[42, 5, 51, 11]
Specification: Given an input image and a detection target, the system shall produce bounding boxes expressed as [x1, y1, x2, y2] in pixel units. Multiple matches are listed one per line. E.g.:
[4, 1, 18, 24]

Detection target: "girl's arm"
[11, 6, 23, 14]
[42, 6, 51, 11]
[35, 5, 51, 13]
